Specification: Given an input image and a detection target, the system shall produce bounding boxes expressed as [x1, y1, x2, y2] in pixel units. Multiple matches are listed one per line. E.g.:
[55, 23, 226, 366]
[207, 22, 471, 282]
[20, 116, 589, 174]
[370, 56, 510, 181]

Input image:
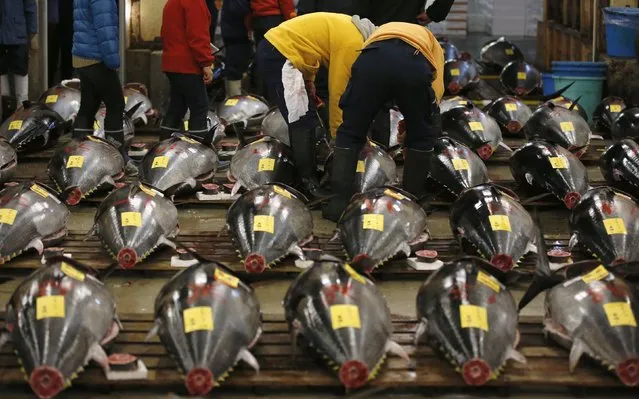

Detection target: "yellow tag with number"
[549, 156, 568, 169]
[61, 262, 85, 282]
[356, 160, 365, 173]
[344, 264, 366, 284]
[273, 185, 292, 199]
[139, 184, 157, 197]
[36, 296, 65, 320]
[93, 120, 100, 130]
[214, 267, 239, 288]
[469, 121, 484, 131]
[152, 156, 169, 169]
[452, 158, 469, 171]
[451, 68, 460, 76]
[582, 265, 609, 284]
[517, 72, 527, 80]
[45, 95, 59, 104]
[362, 214, 384, 231]
[225, 98, 239, 106]
[254, 215, 275, 234]
[604, 302, 637, 327]
[384, 188, 405, 201]
[258, 158, 275, 172]
[477, 271, 500, 292]
[30, 184, 49, 198]
[560, 121, 574, 132]
[460, 304, 489, 331]
[183, 120, 189, 131]
[8, 120, 22, 130]
[0, 209, 17, 225]
[183, 306, 214, 333]
[489, 215, 511, 231]
[180, 135, 199, 144]
[86, 135, 102, 143]
[604, 218, 627, 235]
[505, 48, 515, 55]
[124, 96, 129, 105]
[330, 304, 361, 330]
[121, 212, 142, 227]
[610, 104, 622, 113]
[505, 103, 518, 111]
[66, 155, 84, 169]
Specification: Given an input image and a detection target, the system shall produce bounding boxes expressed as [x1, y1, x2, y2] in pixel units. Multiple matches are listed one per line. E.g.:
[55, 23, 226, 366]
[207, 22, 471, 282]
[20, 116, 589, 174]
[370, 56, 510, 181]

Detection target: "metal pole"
[119, 0, 126, 83]
[592, 0, 598, 61]
[39, 0, 49, 91]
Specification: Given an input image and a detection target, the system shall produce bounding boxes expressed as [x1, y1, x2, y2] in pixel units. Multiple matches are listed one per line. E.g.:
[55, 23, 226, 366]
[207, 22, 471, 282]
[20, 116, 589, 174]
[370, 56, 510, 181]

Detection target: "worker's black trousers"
[74, 63, 124, 133]
[335, 38, 440, 151]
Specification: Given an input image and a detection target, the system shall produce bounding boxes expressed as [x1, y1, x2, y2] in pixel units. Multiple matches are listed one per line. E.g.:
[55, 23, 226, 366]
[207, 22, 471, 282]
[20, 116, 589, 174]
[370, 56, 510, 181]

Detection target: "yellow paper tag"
[604, 302, 637, 327]
[330, 304, 361, 330]
[610, 104, 622, 113]
[30, 184, 49, 198]
[489, 215, 511, 231]
[139, 184, 157, 197]
[604, 218, 627, 235]
[66, 155, 84, 169]
[152, 156, 169, 169]
[8, 120, 23, 130]
[582, 265, 609, 284]
[183, 120, 189, 131]
[505, 103, 518, 111]
[273, 185, 292, 199]
[93, 120, 100, 130]
[384, 189, 405, 201]
[460, 304, 489, 331]
[45, 95, 59, 104]
[61, 262, 85, 282]
[560, 121, 574, 132]
[344, 264, 366, 284]
[180, 135, 199, 144]
[254, 215, 275, 234]
[505, 48, 515, 55]
[121, 212, 142, 227]
[225, 98, 239, 106]
[452, 158, 470, 171]
[0, 209, 17, 225]
[477, 271, 500, 292]
[517, 72, 527, 80]
[36, 296, 65, 320]
[124, 96, 129, 105]
[356, 160, 365, 173]
[258, 158, 275, 172]
[214, 268, 239, 288]
[469, 121, 484, 131]
[451, 68, 460, 76]
[183, 306, 214, 333]
[86, 135, 102, 143]
[549, 156, 568, 169]
[362, 214, 384, 231]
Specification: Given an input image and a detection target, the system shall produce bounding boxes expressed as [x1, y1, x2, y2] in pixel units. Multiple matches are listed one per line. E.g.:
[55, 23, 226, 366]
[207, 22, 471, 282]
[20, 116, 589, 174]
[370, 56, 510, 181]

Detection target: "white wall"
[468, 0, 543, 36]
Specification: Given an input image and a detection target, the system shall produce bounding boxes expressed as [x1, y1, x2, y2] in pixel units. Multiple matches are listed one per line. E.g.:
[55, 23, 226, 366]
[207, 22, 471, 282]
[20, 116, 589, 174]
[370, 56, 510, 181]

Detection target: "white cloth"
[281, 60, 309, 124]
[0, 75, 9, 96]
[14, 74, 28, 104]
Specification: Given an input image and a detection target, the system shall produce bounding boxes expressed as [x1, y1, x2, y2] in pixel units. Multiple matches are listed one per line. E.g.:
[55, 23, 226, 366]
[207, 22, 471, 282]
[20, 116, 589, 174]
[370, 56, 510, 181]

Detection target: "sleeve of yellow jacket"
[264, 13, 364, 137]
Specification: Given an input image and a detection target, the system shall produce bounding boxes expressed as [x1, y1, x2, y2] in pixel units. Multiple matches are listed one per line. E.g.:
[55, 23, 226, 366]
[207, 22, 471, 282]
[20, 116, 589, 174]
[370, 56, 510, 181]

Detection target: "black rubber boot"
[402, 148, 433, 199]
[370, 109, 391, 148]
[159, 126, 178, 141]
[322, 147, 358, 222]
[289, 126, 331, 200]
[185, 128, 214, 147]
[106, 129, 138, 176]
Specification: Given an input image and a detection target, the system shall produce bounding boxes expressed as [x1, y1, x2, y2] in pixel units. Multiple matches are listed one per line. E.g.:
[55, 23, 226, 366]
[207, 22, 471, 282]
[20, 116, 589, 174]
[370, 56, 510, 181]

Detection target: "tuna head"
[612, 107, 639, 141]
[139, 135, 218, 197]
[283, 258, 409, 389]
[217, 95, 270, 130]
[484, 96, 532, 135]
[91, 183, 178, 269]
[450, 184, 535, 273]
[544, 266, 639, 386]
[569, 187, 639, 265]
[0, 257, 119, 399]
[337, 186, 427, 272]
[261, 108, 289, 146]
[524, 104, 592, 157]
[444, 55, 480, 95]
[229, 136, 296, 194]
[510, 140, 589, 209]
[544, 96, 589, 122]
[122, 85, 155, 125]
[592, 97, 627, 133]
[415, 257, 525, 385]
[148, 261, 261, 395]
[442, 104, 504, 160]
[0, 103, 64, 153]
[93, 104, 138, 147]
[48, 136, 125, 205]
[480, 37, 525, 70]
[37, 84, 81, 123]
[440, 96, 475, 114]
[0, 138, 17, 184]
[439, 40, 460, 61]
[181, 110, 226, 147]
[500, 61, 541, 96]
[430, 137, 490, 196]
[0, 182, 69, 264]
[600, 139, 639, 198]
[227, 184, 313, 273]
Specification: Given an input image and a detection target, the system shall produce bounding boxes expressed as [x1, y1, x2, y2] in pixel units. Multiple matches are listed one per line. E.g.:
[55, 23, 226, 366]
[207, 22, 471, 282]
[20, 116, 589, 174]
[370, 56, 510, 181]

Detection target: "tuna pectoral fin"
[288, 244, 305, 260]
[385, 340, 410, 362]
[100, 320, 121, 345]
[26, 238, 44, 255]
[230, 181, 242, 196]
[86, 343, 110, 371]
[158, 236, 177, 249]
[99, 174, 116, 187]
[526, 242, 538, 254]
[569, 338, 589, 373]
[590, 134, 604, 140]
[521, 192, 552, 205]
[414, 318, 429, 346]
[145, 320, 161, 341]
[237, 348, 260, 375]
[568, 233, 579, 250]
[506, 347, 527, 365]
[498, 142, 513, 152]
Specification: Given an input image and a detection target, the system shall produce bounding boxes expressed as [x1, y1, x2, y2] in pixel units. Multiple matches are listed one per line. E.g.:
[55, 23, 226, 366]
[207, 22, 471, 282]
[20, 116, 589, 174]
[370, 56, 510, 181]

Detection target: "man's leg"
[11, 45, 30, 104]
[182, 74, 212, 145]
[73, 65, 102, 138]
[48, 23, 61, 85]
[95, 64, 126, 152]
[224, 38, 252, 97]
[160, 73, 189, 141]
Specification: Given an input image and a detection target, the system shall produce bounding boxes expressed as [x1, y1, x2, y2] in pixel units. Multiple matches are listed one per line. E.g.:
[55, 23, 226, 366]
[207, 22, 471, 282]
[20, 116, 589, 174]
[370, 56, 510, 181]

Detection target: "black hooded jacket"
[366, 0, 455, 25]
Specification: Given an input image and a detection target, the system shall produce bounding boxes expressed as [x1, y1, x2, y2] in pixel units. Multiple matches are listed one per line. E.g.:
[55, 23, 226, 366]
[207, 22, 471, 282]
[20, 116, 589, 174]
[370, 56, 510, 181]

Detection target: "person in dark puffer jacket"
[72, 0, 126, 156]
[221, 0, 252, 97]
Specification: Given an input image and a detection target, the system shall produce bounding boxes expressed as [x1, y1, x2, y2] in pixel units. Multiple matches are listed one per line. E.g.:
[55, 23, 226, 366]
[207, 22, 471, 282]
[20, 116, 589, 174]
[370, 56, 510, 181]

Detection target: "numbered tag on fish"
[384, 189, 405, 201]
[225, 99, 239, 107]
[0, 209, 18, 225]
[183, 121, 189, 131]
[469, 121, 484, 131]
[8, 120, 22, 130]
[139, 184, 157, 197]
[121, 212, 142, 227]
[180, 135, 199, 144]
[505, 48, 515, 55]
[604, 218, 627, 235]
[152, 156, 169, 169]
[330, 304, 361, 330]
[604, 302, 637, 327]
[45, 95, 59, 104]
[61, 262, 85, 282]
[362, 214, 384, 231]
[560, 121, 574, 132]
[459, 304, 488, 331]
[450, 68, 460, 76]
[582, 265, 609, 284]
[183, 306, 214, 333]
[356, 160, 365, 173]
[258, 158, 275, 172]
[66, 155, 85, 169]
[253, 215, 275, 234]
[273, 185, 292, 199]
[610, 104, 622, 113]
[30, 184, 49, 198]
[36, 296, 65, 320]
[477, 271, 500, 292]
[452, 158, 469, 171]
[505, 103, 518, 111]
[489, 215, 511, 231]
[549, 156, 568, 169]
[214, 268, 239, 288]
[344, 264, 366, 285]
[517, 72, 527, 80]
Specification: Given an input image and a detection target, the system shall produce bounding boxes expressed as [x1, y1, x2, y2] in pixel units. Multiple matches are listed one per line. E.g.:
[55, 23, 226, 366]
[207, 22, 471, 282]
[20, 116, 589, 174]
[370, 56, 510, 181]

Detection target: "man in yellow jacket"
[256, 12, 375, 199]
[323, 22, 445, 221]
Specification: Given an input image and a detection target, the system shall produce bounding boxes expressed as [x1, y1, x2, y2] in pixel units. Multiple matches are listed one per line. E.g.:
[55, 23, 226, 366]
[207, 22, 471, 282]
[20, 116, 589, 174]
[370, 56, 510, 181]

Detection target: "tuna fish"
[283, 255, 409, 389]
[335, 186, 427, 272]
[544, 96, 589, 122]
[0, 181, 69, 264]
[227, 184, 313, 273]
[0, 102, 64, 153]
[510, 140, 589, 209]
[442, 103, 507, 160]
[0, 138, 17, 184]
[228, 136, 296, 195]
[37, 83, 81, 123]
[483, 96, 532, 136]
[415, 257, 526, 386]
[600, 139, 639, 198]
[261, 108, 289, 145]
[611, 107, 639, 141]
[480, 37, 525, 70]
[0, 256, 121, 399]
[569, 186, 639, 265]
[147, 260, 261, 396]
[122, 83, 155, 125]
[216, 95, 270, 131]
[444, 54, 480, 95]
[450, 184, 536, 273]
[181, 109, 226, 146]
[439, 39, 460, 61]
[139, 135, 218, 197]
[440, 96, 475, 114]
[89, 183, 179, 269]
[48, 136, 125, 205]
[500, 61, 541, 96]
[592, 97, 627, 133]
[429, 137, 490, 196]
[93, 102, 143, 147]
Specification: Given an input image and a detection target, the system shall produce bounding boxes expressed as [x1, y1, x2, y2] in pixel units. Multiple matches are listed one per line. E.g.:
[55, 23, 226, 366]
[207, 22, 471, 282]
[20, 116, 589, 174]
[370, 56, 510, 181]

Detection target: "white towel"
[281, 60, 309, 124]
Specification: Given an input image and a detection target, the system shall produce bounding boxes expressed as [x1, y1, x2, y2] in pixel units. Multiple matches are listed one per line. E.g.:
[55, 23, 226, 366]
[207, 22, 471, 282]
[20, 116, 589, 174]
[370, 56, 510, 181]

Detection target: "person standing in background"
[48, 0, 74, 85]
[206, 0, 219, 43]
[221, 0, 252, 97]
[366, 0, 455, 25]
[296, 0, 369, 16]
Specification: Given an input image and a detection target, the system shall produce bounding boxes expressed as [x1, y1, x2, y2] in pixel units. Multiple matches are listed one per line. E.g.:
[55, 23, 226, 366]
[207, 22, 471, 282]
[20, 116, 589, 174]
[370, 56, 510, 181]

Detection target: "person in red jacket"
[160, 0, 215, 145]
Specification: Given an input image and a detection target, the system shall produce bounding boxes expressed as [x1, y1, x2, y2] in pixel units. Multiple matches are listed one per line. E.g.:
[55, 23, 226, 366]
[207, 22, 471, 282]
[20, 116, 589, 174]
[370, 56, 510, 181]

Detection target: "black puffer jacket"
[366, 0, 454, 25]
[296, 0, 370, 16]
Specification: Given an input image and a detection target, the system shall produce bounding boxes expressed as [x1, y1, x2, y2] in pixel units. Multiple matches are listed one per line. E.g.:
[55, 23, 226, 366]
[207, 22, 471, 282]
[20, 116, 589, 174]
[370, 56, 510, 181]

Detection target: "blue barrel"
[552, 61, 608, 77]
[541, 73, 555, 95]
[603, 7, 639, 58]
[553, 75, 606, 120]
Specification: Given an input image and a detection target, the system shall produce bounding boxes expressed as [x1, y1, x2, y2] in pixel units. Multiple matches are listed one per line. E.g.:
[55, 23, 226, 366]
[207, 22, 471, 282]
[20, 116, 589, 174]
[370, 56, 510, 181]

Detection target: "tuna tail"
[145, 319, 162, 341]
[124, 102, 144, 121]
[96, 260, 121, 281]
[540, 82, 576, 101]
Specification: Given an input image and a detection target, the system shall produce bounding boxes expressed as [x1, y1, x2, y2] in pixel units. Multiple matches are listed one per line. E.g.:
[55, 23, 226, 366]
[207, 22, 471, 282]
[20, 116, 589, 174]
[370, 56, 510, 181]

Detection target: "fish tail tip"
[339, 360, 369, 389]
[462, 359, 492, 386]
[185, 368, 215, 396]
[244, 253, 266, 274]
[117, 248, 138, 269]
[617, 358, 639, 387]
[29, 366, 65, 399]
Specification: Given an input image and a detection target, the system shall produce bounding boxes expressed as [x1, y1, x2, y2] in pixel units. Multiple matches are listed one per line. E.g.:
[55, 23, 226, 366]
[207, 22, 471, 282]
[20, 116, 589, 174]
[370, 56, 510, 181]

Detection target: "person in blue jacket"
[0, 0, 37, 108]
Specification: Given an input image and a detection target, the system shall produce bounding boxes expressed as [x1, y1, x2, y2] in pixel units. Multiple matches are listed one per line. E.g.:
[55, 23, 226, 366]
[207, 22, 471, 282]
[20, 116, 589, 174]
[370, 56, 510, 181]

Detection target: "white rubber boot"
[225, 79, 242, 97]
[14, 74, 29, 104]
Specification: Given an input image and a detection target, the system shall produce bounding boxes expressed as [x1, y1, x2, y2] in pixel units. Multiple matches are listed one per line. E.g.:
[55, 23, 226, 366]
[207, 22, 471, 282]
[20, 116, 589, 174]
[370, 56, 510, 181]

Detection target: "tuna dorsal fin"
[540, 82, 575, 101]
[86, 342, 109, 371]
[569, 96, 582, 111]
[96, 261, 121, 281]
[145, 320, 161, 341]
[237, 348, 260, 374]
[506, 347, 527, 365]
[414, 318, 428, 347]
[124, 102, 144, 120]
[569, 337, 588, 373]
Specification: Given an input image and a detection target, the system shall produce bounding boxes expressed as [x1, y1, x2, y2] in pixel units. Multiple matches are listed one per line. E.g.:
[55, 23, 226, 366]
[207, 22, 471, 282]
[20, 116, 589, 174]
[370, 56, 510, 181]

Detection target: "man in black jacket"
[367, 0, 455, 25]
[296, 0, 369, 16]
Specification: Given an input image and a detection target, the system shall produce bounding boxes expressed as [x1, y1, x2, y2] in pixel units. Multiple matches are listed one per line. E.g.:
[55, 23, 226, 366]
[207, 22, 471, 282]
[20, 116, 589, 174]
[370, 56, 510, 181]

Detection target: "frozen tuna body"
[261, 108, 289, 145]
[612, 107, 639, 141]
[0, 182, 69, 264]
[484, 96, 532, 135]
[227, 184, 313, 273]
[0, 138, 17, 184]
[48, 136, 125, 205]
[37, 84, 81, 123]
[524, 104, 592, 158]
[415, 257, 526, 386]
[122, 83, 155, 125]
[444, 56, 480, 95]
[430, 137, 490, 196]
[149, 261, 261, 395]
[544, 96, 589, 122]
[217, 95, 270, 130]
[92, 103, 140, 147]
[440, 96, 474, 114]
[283, 256, 408, 389]
[180, 110, 226, 146]
[336, 186, 427, 272]
[0, 257, 120, 399]
[0, 103, 64, 153]
[90, 183, 178, 269]
[499, 61, 541, 96]
[442, 103, 504, 160]
[600, 139, 639, 198]
[439, 40, 460, 61]
[592, 97, 627, 133]
[480, 37, 525, 70]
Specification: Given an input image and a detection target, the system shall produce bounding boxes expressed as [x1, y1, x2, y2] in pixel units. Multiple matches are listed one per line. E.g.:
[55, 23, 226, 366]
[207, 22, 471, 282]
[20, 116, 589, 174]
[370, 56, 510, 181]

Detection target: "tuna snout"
[617, 358, 639, 386]
[29, 366, 65, 399]
[339, 360, 369, 389]
[63, 186, 83, 206]
[462, 358, 492, 386]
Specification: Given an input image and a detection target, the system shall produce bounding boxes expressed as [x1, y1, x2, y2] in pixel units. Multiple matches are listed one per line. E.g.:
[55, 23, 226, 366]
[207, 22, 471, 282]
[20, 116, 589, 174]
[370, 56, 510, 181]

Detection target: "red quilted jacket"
[251, 0, 296, 19]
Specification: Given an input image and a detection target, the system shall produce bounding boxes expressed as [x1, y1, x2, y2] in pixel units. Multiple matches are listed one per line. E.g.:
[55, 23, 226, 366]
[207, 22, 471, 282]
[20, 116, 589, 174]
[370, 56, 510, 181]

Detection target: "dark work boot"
[159, 126, 178, 141]
[184, 128, 214, 147]
[105, 129, 138, 176]
[402, 148, 433, 199]
[322, 147, 358, 222]
[289, 126, 331, 200]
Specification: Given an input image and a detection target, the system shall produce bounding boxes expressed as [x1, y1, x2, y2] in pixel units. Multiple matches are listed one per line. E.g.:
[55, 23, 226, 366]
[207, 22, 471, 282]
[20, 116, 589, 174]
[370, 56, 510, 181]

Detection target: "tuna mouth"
[448, 82, 462, 94]
[617, 358, 639, 386]
[462, 358, 492, 386]
[477, 144, 494, 160]
[351, 254, 374, 273]
[63, 186, 83, 206]
[117, 248, 138, 269]
[244, 253, 266, 273]
[29, 366, 65, 399]
[185, 367, 215, 396]
[490, 254, 514, 272]
[339, 360, 369, 389]
[514, 87, 527, 96]
[563, 192, 581, 209]
[612, 258, 628, 266]
[506, 120, 522, 134]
